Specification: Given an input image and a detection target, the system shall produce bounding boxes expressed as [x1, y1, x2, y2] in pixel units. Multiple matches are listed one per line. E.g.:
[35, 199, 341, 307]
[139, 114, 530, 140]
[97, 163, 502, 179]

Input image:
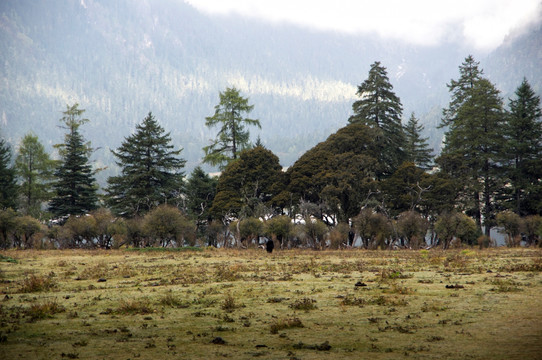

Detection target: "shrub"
[221, 292, 241, 312]
[13, 215, 44, 249]
[158, 294, 189, 308]
[0, 208, 18, 248]
[378, 268, 412, 281]
[264, 215, 293, 248]
[523, 215, 542, 246]
[20, 274, 56, 293]
[143, 205, 196, 247]
[289, 297, 317, 311]
[0, 254, 17, 263]
[353, 209, 392, 249]
[397, 211, 429, 249]
[302, 218, 328, 249]
[116, 299, 154, 314]
[435, 212, 480, 248]
[238, 217, 264, 247]
[370, 295, 408, 307]
[270, 317, 304, 334]
[26, 301, 65, 321]
[496, 211, 522, 247]
[328, 223, 350, 249]
[76, 262, 108, 280]
[490, 279, 522, 293]
[63, 215, 98, 248]
[214, 264, 241, 282]
[477, 235, 493, 249]
[92, 208, 125, 249]
[340, 295, 366, 306]
[204, 220, 225, 247]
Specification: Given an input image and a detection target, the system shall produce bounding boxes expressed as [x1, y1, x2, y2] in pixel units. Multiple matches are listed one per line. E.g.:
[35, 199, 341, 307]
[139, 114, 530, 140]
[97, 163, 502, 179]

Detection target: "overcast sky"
[186, 0, 541, 51]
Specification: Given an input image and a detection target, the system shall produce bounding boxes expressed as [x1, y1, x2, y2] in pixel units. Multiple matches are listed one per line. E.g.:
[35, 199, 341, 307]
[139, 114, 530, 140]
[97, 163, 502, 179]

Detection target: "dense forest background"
[1, 0, 541, 183]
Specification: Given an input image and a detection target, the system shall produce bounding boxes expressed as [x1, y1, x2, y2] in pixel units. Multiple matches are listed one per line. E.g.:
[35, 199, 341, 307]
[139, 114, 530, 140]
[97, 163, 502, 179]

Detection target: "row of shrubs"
[1, 205, 541, 250]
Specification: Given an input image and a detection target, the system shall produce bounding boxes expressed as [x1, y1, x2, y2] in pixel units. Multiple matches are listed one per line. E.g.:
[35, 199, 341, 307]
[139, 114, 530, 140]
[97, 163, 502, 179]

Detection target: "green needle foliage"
[438, 56, 506, 237]
[49, 104, 98, 219]
[404, 113, 433, 170]
[106, 112, 185, 218]
[15, 133, 56, 219]
[203, 87, 261, 170]
[349, 61, 406, 177]
[503, 78, 542, 215]
[0, 135, 17, 210]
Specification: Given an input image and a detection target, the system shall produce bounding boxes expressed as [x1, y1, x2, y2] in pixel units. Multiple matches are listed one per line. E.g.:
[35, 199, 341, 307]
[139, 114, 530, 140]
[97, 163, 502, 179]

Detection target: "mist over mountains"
[1, 0, 541, 182]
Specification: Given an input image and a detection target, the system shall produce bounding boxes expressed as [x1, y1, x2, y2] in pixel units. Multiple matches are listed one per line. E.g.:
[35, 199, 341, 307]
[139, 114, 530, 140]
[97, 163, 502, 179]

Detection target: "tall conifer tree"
[203, 87, 261, 170]
[404, 113, 433, 170]
[0, 137, 17, 210]
[15, 133, 56, 218]
[49, 104, 98, 218]
[438, 57, 506, 237]
[504, 78, 542, 215]
[106, 112, 185, 217]
[349, 61, 405, 177]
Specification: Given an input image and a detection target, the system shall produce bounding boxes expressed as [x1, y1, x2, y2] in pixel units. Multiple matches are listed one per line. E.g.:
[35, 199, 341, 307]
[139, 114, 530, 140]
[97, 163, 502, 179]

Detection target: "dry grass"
[270, 316, 304, 334]
[20, 273, 56, 292]
[25, 300, 66, 321]
[0, 248, 541, 359]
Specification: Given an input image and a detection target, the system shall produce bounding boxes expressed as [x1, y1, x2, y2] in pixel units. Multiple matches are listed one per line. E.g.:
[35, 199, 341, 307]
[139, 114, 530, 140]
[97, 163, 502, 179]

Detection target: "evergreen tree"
[404, 113, 433, 170]
[203, 87, 261, 170]
[349, 61, 405, 177]
[441, 55, 484, 128]
[185, 166, 218, 234]
[15, 133, 56, 219]
[504, 78, 542, 215]
[438, 57, 506, 237]
[380, 162, 430, 216]
[49, 104, 98, 218]
[210, 146, 283, 220]
[106, 112, 185, 217]
[0, 137, 17, 210]
[286, 123, 381, 223]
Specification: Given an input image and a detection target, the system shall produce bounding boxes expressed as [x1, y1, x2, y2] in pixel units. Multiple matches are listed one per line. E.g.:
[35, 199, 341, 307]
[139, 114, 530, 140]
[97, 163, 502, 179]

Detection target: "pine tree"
[349, 61, 405, 177]
[504, 78, 542, 215]
[0, 137, 17, 210]
[49, 104, 98, 218]
[15, 133, 56, 219]
[441, 55, 484, 128]
[438, 57, 506, 237]
[203, 87, 261, 170]
[404, 113, 433, 170]
[105, 112, 185, 217]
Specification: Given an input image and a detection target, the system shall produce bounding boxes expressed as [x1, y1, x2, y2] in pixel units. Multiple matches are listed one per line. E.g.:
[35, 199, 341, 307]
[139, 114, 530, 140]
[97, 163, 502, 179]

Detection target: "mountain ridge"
[1, 0, 540, 181]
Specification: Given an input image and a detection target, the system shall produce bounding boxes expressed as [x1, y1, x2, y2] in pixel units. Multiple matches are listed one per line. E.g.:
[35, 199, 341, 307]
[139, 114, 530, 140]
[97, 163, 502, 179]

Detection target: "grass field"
[1, 248, 541, 359]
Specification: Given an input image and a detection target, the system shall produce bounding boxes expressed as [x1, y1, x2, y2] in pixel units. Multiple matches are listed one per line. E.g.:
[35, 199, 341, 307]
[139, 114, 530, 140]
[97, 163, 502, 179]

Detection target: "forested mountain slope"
[1, 0, 540, 180]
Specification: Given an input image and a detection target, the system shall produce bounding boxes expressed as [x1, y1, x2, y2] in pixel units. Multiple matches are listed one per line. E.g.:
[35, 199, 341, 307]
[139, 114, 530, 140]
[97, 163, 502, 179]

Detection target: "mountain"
[485, 14, 542, 95]
[1, 0, 541, 184]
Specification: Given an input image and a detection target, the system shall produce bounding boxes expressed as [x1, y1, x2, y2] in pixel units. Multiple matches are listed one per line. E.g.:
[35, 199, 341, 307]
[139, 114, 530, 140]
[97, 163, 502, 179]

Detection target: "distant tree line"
[1, 57, 541, 250]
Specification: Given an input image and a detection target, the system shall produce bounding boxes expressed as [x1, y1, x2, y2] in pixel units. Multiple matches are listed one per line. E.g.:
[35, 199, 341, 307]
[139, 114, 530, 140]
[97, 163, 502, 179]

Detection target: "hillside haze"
[1, 0, 541, 181]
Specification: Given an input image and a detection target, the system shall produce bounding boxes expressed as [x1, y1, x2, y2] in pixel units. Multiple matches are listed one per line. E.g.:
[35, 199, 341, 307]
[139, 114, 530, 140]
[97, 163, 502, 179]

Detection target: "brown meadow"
[0, 248, 541, 359]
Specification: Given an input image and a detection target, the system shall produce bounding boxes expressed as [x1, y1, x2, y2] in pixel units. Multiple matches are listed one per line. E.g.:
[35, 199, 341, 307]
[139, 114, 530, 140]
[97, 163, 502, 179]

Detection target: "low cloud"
[186, 0, 541, 51]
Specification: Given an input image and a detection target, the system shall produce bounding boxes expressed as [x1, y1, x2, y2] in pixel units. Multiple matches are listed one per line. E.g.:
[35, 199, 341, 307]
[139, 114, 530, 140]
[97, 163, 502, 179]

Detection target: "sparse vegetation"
[25, 300, 65, 321]
[0, 248, 540, 359]
[270, 316, 304, 334]
[20, 274, 56, 293]
[289, 297, 318, 311]
[116, 299, 154, 315]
